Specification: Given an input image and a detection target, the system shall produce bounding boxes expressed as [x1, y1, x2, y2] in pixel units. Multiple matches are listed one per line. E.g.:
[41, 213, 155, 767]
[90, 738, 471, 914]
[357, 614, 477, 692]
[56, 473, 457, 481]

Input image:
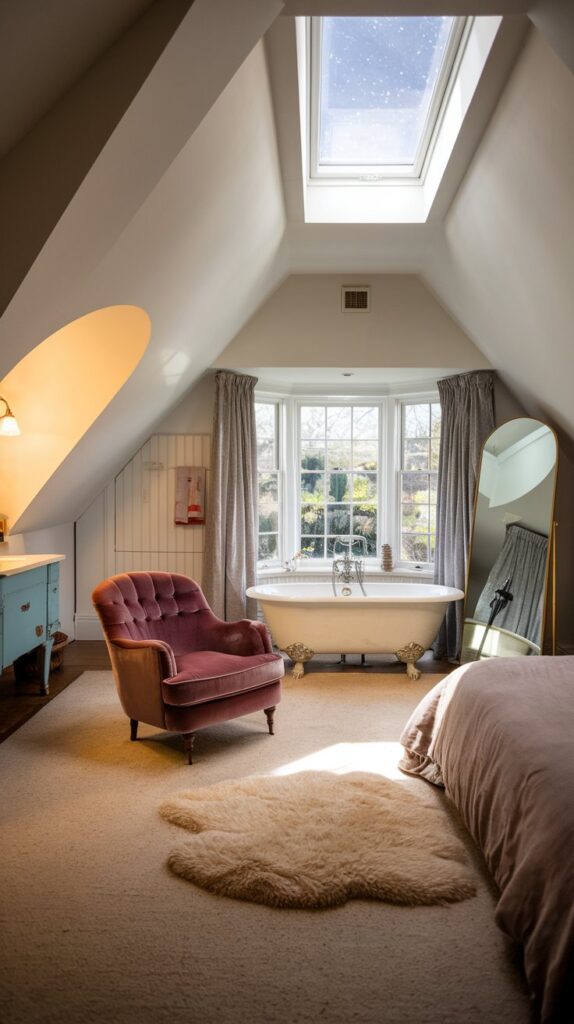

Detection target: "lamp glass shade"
[0, 413, 20, 436]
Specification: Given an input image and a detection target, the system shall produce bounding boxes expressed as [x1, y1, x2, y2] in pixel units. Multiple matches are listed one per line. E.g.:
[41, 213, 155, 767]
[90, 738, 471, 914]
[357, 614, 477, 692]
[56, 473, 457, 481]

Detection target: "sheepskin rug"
[159, 771, 476, 909]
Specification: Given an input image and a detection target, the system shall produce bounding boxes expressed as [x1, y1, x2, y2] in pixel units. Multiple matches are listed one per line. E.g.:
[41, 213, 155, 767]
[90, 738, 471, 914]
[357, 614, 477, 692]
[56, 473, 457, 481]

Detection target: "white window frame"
[308, 15, 469, 184]
[255, 398, 283, 567]
[255, 387, 440, 572]
[396, 394, 441, 571]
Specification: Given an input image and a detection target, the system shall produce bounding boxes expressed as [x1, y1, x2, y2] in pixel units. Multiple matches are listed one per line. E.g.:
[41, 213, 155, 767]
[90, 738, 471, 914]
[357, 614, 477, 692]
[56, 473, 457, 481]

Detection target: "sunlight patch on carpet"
[271, 741, 406, 779]
[159, 771, 476, 909]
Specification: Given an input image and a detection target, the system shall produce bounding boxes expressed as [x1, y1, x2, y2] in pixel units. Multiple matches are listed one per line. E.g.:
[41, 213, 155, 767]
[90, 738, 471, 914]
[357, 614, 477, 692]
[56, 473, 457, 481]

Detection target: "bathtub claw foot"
[282, 643, 314, 678]
[395, 642, 425, 681]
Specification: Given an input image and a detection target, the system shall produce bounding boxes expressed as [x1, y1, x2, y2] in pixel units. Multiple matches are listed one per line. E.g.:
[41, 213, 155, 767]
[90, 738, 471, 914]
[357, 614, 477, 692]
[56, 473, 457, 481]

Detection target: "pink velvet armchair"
[92, 571, 283, 764]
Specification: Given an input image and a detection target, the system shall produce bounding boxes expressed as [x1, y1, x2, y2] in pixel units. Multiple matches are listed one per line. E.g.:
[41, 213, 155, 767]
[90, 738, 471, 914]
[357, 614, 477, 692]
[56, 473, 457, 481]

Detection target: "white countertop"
[0, 554, 65, 576]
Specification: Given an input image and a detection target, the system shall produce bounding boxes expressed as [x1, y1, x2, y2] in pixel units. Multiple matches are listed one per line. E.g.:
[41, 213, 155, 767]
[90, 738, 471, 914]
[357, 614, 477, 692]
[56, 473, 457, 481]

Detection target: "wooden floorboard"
[0, 641, 110, 744]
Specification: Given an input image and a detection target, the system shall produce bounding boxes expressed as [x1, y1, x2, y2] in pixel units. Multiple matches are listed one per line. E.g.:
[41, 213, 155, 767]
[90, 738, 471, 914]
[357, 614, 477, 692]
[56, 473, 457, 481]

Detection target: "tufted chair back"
[92, 571, 222, 657]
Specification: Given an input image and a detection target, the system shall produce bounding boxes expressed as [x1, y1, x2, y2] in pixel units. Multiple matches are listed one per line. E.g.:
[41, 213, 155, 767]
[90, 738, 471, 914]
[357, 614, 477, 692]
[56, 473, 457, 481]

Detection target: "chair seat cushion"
[161, 650, 284, 707]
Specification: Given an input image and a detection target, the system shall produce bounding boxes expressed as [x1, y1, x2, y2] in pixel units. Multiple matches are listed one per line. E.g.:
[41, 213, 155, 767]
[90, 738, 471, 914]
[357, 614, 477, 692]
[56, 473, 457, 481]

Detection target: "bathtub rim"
[246, 583, 464, 604]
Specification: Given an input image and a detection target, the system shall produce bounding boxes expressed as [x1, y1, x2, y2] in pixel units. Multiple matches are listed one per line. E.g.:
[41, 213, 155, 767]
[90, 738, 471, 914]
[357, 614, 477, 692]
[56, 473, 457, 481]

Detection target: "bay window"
[255, 393, 440, 571]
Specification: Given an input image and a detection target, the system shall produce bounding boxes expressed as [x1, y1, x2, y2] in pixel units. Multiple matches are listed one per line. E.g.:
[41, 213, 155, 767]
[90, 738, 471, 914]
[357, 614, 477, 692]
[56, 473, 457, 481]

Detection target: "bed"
[399, 656, 574, 1023]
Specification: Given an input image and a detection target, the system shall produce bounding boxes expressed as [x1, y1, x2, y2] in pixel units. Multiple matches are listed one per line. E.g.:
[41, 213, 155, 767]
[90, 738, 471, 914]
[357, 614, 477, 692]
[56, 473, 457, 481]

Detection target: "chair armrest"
[201, 618, 273, 656]
[110, 637, 177, 679]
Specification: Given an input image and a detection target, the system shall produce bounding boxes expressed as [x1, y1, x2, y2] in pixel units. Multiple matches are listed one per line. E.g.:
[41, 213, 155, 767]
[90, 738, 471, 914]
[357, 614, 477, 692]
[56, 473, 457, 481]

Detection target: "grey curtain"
[433, 370, 495, 661]
[473, 523, 548, 646]
[203, 371, 258, 621]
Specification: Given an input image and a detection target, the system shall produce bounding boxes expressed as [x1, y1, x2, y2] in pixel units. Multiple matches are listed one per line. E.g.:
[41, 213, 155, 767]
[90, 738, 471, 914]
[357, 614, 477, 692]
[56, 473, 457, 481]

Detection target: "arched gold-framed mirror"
[461, 418, 558, 662]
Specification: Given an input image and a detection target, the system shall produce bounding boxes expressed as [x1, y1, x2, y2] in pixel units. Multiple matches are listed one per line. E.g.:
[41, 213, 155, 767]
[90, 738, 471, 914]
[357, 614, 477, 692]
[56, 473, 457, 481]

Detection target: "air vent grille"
[342, 286, 370, 313]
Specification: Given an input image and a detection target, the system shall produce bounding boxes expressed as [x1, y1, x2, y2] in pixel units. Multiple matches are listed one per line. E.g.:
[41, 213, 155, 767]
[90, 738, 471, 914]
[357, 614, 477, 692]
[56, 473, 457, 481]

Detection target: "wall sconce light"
[0, 395, 20, 436]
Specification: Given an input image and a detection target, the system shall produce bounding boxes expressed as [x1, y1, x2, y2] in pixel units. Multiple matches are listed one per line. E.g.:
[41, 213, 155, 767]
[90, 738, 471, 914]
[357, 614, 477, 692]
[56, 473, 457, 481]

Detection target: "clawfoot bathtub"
[246, 582, 463, 679]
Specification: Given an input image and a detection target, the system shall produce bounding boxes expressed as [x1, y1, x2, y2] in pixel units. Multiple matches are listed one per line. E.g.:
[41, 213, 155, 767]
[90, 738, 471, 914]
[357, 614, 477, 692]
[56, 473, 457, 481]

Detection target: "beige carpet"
[161, 772, 476, 908]
[0, 670, 530, 1024]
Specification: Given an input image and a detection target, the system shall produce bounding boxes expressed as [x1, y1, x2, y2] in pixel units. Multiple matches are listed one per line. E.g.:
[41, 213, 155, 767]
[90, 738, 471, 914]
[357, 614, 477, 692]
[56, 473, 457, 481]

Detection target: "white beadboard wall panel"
[75, 434, 210, 639]
[115, 434, 210, 560]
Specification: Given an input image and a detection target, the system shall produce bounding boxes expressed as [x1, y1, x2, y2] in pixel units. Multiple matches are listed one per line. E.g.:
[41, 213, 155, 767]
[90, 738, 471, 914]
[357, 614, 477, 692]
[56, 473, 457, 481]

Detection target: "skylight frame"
[308, 15, 470, 184]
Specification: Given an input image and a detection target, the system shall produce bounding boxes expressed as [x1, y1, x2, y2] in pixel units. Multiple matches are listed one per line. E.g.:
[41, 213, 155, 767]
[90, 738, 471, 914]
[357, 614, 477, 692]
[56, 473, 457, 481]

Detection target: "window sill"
[257, 564, 434, 580]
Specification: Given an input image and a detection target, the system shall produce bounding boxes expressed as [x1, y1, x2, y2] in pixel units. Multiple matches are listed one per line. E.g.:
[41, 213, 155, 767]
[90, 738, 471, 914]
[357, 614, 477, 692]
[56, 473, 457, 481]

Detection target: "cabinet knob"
[20, 602, 30, 612]
[35, 625, 44, 637]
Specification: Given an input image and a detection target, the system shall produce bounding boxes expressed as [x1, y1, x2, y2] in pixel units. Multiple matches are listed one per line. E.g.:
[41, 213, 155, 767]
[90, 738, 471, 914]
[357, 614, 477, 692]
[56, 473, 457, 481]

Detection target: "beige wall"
[215, 274, 491, 370]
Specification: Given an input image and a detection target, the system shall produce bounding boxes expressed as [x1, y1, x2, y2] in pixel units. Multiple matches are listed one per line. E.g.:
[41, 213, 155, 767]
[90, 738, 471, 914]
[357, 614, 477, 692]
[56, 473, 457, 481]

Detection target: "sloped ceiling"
[0, 0, 573, 534]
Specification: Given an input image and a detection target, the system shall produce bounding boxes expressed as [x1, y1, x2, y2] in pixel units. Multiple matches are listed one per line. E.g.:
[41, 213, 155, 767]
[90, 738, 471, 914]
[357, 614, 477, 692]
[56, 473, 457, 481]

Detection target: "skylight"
[310, 16, 467, 181]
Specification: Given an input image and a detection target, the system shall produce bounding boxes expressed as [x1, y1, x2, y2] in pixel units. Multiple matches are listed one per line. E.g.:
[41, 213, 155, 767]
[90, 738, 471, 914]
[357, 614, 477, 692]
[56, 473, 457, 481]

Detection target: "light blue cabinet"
[0, 559, 62, 695]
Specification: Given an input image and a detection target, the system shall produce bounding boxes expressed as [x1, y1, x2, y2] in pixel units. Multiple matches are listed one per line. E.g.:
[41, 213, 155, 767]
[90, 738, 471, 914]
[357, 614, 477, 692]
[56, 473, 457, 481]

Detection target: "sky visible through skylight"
[318, 16, 455, 169]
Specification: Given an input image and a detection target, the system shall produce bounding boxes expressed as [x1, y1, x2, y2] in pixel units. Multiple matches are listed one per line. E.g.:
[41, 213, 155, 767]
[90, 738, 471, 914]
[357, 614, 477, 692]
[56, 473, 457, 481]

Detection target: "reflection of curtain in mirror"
[473, 524, 548, 644]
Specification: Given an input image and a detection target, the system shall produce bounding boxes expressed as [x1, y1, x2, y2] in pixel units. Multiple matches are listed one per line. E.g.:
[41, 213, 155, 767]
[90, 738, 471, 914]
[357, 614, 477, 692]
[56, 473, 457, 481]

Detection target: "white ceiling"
[0, 0, 573, 532]
[0, 0, 156, 157]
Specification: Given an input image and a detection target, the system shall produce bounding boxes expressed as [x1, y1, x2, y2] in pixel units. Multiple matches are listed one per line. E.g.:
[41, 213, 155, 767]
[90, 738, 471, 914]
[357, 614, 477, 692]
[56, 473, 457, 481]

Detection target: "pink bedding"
[400, 656, 574, 1023]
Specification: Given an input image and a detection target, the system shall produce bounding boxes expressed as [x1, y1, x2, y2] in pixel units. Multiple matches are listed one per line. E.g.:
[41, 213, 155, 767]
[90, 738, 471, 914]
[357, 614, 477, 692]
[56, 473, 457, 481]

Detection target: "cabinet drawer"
[3, 584, 47, 666]
[1, 566, 48, 595]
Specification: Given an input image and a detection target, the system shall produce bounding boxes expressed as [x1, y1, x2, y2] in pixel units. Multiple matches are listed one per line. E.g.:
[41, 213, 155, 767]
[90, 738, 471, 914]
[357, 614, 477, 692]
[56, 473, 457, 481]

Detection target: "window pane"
[301, 472, 325, 502]
[301, 441, 325, 470]
[352, 473, 377, 501]
[301, 504, 324, 535]
[401, 504, 429, 533]
[430, 438, 440, 470]
[353, 440, 378, 471]
[327, 505, 351, 535]
[430, 472, 438, 503]
[259, 535, 278, 560]
[301, 406, 325, 439]
[257, 439, 275, 471]
[328, 472, 351, 502]
[319, 17, 456, 168]
[327, 537, 342, 558]
[255, 403, 275, 438]
[353, 406, 378, 439]
[431, 403, 441, 436]
[401, 502, 417, 531]
[326, 406, 352, 439]
[404, 403, 431, 438]
[326, 440, 352, 470]
[404, 438, 429, 471]
[353, 504, 377, 555]
[402, 534, 429, 563]
[259, 507, 278, 532]
[301, 536, 324, 558]
[402, 472, 429, 504]
[258, 473, 278, 503]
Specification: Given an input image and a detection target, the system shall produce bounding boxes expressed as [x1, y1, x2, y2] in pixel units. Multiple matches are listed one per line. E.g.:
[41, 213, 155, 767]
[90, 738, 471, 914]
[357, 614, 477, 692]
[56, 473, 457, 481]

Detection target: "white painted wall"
[426, 28, 574, 442]
[216, 274, 491, 370]
[424, 27, 574, 648]
[1, 11, 286, 536]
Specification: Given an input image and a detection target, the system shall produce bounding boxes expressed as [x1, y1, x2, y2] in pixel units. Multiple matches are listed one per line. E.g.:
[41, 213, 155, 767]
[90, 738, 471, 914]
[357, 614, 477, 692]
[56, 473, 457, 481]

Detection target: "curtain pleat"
[473, 524, 548, 645]
[433, 370, 495, 660]
[203, 371, 258, 621]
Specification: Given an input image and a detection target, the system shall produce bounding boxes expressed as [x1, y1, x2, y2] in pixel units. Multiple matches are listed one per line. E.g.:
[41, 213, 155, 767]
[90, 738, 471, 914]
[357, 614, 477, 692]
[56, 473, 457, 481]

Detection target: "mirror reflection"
[461, 418, 557, 662]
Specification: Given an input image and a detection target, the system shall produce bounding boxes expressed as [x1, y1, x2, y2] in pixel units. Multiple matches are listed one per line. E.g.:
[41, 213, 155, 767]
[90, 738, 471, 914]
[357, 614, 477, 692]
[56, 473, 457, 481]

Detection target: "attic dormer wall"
[0, 0, 194, 317]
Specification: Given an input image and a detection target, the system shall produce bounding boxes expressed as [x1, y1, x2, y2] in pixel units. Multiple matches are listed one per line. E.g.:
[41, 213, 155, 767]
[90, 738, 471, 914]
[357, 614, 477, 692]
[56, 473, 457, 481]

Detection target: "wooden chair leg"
[183, 733, 196, 765]
[130, 719, 138, 741]
[264, 706, 276, 735]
